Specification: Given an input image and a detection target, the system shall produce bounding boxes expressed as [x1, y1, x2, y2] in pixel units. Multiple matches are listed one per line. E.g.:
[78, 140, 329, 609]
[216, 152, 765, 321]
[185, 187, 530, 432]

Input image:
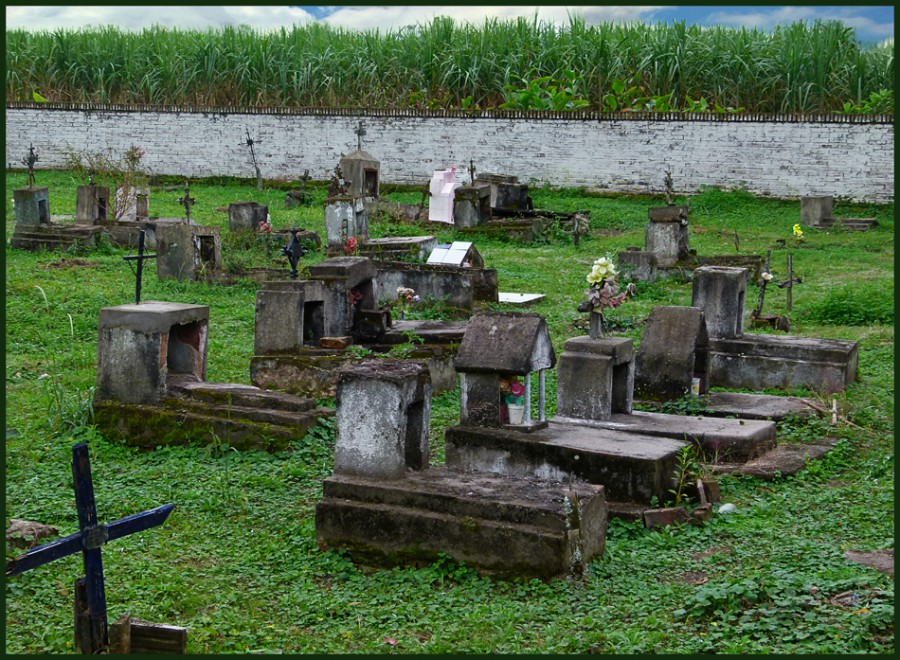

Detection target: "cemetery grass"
[4, 171, 894, 653]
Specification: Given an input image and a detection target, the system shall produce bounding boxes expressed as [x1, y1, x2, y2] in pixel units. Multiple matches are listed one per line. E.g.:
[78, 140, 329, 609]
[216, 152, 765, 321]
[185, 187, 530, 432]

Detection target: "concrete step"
[446, 420, 689, 504]
[93, 400, 331, 451]
[815, 217, 877, 231]
[166, 376, 318, 413]
[164, 397, 331, 430]
[316, 467, 606, 578]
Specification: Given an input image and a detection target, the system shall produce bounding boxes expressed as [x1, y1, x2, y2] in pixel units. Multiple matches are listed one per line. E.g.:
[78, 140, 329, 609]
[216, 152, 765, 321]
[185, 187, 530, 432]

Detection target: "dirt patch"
[844, 549, 894, 577]
[670, 570, 708, 585]
[691, 545, 732, 560]
[43, 258, 99, 269]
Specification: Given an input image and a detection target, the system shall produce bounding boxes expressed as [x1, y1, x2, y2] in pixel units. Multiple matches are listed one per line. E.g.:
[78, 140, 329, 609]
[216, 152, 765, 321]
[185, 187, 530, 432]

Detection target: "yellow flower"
[587, 256, 617, 285]
[793, 224, 804, 238]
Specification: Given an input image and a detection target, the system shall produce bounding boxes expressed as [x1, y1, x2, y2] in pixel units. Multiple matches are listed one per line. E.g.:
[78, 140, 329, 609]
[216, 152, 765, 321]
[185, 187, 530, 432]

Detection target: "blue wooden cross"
[6, 443, 175, 653]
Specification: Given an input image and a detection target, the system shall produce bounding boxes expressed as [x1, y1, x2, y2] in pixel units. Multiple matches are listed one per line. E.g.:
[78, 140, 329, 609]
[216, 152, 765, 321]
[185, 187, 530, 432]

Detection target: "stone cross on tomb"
[663, 166, 674, 206]
[354, 120, 366, 151]
[22, 143, 40, 187]
[178, 183, 196, 221]
[469, 159, 477, 185]
[6, 443, 175, 654]
[122, 229, 157, 304]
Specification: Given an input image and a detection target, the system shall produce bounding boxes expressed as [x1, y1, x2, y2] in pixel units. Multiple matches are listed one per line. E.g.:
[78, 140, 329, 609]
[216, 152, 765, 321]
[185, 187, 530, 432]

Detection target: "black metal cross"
[469, 159, 476, 185]
[281, 228, 307, 279]
[122, 230, 157, 304]
[178, 183, 196, 221]
[6, 443, 175, 654]
[355, 120, 366, 151]
[22, 143, 39, 187]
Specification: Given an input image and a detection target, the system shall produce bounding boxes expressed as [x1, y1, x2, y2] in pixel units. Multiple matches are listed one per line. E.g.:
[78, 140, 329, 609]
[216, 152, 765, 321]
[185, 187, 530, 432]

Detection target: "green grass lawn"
[4, 171, 894, 653]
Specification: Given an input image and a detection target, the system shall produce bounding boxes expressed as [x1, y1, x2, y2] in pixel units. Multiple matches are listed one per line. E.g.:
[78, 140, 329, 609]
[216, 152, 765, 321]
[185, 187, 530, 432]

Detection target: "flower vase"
[507, 403, 525, 425]
[589, 311, 605, 339]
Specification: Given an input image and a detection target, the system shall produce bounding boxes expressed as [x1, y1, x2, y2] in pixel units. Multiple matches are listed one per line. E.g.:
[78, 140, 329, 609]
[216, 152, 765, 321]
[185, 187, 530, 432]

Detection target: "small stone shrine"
[445, 312, 779, 518]
[116, 185, 150, 222]
[692, 265, 859, 392]
[250, 256, 468, 397]
[75, 183, 111, 224]
[316, 359, 607, 578]
[92, 300, 332, 450]
[338, 121, 381, 198]
[800, 195, 877, 231]
[155, 223, 222, 281]
[11, 144, 103, 252]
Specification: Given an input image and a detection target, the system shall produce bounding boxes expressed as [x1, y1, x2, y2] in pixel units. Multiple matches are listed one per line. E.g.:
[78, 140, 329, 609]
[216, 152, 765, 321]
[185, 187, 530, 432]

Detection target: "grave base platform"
[700, 391, 820, 421]
[445, 420, 689, 504]
[812, 217, 877, 231]
[316, 468, 606, 579]
[250, 342, 460, 398]
[94, 379, 333, 451]
[708, 333, 858, 393]
[10, 224, 102, 252]
[556, 410, 776, 463]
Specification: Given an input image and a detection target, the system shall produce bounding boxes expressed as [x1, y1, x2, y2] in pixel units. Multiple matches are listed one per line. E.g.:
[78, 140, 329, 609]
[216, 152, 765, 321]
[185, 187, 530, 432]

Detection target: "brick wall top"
[6, 102, 893, 125]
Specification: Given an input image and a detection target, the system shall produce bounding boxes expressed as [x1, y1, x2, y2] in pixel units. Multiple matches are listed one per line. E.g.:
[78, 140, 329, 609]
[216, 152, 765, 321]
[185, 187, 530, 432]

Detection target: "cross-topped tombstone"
[22, 143, 39, 187]
[6, 443, 175, 654]
[122, 230, 157, 303]
[354, 120, 366, 151]
[178, 182, 196, 221]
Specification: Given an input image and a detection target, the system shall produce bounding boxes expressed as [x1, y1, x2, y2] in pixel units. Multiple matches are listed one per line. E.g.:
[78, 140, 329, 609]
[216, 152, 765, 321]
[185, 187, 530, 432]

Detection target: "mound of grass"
[799, 281, 894, 326]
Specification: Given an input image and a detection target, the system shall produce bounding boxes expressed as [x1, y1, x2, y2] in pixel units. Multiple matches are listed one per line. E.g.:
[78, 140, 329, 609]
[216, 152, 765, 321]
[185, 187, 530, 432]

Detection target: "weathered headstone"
[339, 147, 380, 199]
[155, 223, 222, 281]
[633, 306, 709, 401]
[324, 196, 369, 254]
[556, 336, 634, 420]
[691, 265, 748, 339]
[116, 185, 150, 222]
[617, 249, 658, 283]
[645, 206, 690, 267]
[13, 186, 51, 226]
[475, 173, 533, 212]
[228, 201, 268, 232]
[453, 183, 492, 228]
[75, 185, 111, 224]
[334, 360, 431, 479]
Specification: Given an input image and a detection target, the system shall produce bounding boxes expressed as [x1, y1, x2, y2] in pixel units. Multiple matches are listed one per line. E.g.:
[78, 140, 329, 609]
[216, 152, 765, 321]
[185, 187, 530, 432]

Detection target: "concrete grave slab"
[701, 391, 820, 421]
[446, 420, 687, 504]
[555, 410, 776, 463]
[736, 441, 836, 479]
[317, 468, 605, 579]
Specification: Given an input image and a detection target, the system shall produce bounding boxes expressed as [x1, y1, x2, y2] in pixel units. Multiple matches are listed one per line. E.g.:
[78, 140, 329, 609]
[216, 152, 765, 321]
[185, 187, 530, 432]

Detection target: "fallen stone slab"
[498, 292, 545, 305]
[701, 391, 821, 421]
[844, 549, 893, 576]
[316, 468, 606, 579]
[555, 410, 776, 463]
[736, 442, 835, 479]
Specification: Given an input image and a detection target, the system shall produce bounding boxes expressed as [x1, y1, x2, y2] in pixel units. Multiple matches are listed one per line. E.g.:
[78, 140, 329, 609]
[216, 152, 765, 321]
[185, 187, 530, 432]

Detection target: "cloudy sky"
[5, 5, 894, 44]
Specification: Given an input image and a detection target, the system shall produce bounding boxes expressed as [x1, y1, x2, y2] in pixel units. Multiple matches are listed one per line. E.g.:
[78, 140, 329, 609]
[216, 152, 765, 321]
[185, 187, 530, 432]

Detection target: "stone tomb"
[339, 149, 380, 198]
[693, 266, 859, 392]
[92, 301, 332, 450]
[633, 306, 710, 401]
[445, 312, 776, 511]
[452, 182, 492, 228]
[155, 223, 222, 281]
[11, 185, 103, 252]
[250, 257, 467, 397]
[228, 201, 268, 232]
[75, 185, 111, 224]
[316, 360, 607, 578]
[800, 196, 877, 231]
[618, 204, 763, 282]
[475, 173, 533, 212]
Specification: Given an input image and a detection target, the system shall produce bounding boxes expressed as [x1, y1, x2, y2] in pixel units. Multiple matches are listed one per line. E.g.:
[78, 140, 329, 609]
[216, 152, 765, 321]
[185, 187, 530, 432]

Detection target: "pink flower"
[510, 382, 525, 397]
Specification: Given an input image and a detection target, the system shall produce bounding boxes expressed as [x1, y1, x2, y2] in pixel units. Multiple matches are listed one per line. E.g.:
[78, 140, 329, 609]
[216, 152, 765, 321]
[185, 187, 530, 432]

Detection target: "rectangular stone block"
[556, 337, 635, 421]
[316, 468, 606, 579]
[75, 185, 110, 224]
[708, 334, 858, 393]
[645, 220, 689, 267]
[14, 187, 50, 225]
[800, 195, 833, 226]
[691, 266, 748, 339]
[446, 421, 688, 504]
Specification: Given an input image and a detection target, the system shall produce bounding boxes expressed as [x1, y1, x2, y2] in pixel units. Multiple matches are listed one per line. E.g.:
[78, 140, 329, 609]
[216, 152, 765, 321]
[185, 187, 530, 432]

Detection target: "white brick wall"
[5, 107, 894, 203]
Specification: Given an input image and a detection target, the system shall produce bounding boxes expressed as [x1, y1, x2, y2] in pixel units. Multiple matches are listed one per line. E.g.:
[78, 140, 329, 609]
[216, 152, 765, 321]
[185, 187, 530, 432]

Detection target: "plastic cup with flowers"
[792, 223, 805, 244]
[503, 381, 527, 424]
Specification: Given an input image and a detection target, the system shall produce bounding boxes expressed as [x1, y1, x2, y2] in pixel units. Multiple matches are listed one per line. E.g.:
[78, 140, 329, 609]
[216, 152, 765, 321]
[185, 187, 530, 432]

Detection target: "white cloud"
[5, 6, 315, 31]
[321, 6, 666, 31]
[6, 5, 665, 33]
[707, 6, 894, 40]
